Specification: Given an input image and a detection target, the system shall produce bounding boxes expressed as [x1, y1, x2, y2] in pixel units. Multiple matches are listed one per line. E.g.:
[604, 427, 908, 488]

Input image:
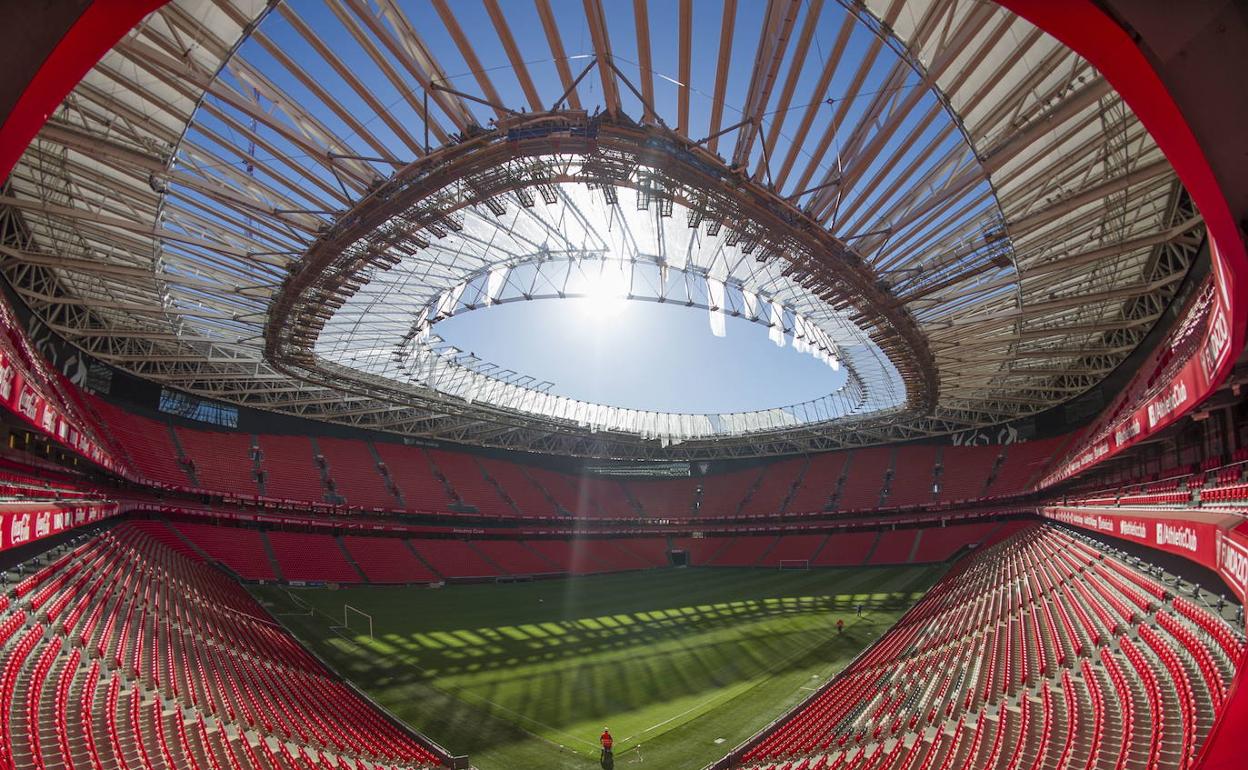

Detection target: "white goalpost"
[332, 604, 374, 640]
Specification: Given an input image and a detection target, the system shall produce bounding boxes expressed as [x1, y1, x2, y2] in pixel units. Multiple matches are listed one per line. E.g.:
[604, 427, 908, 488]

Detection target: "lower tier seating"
[266, 531, 361, 584]
[342, 536, 438, 584]
[170, 522, 277, 581]
[733, 523, 1244, 770]
[525, 539, 652, 574]
[0, 523, 445, 769]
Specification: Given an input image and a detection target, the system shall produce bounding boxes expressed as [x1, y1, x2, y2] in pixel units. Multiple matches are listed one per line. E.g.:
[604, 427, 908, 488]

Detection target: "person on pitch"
[836, 618, 844, 634]
[600, 727, 614, 769]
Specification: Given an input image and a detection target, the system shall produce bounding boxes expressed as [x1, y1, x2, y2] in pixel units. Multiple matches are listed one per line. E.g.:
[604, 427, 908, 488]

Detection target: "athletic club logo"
[1118, 520, 1147, 539]
[1113, 419, 1141, 447]
[1156, 522, 1198, 552]
[1146, 380, 1188, 429]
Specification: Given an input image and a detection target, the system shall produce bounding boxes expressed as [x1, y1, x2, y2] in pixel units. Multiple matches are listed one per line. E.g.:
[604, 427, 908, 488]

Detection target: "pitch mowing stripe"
[256, 564, 944, 768]
[291, 585, 605, 752]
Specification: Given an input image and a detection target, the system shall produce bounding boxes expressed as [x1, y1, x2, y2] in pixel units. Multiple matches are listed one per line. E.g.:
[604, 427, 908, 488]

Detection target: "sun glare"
[578, 262, 630, 320]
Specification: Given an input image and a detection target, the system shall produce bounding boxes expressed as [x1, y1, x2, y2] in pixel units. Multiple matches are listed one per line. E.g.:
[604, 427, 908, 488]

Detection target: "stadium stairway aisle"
[0, 522, 451, 769]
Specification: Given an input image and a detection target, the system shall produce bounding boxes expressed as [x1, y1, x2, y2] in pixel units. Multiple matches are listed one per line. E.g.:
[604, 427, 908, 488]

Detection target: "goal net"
[779, 559, 811, 571]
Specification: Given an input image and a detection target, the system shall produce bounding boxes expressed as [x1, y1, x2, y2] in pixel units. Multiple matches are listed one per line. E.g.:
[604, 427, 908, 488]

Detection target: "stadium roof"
[0, 0, 1206, 459]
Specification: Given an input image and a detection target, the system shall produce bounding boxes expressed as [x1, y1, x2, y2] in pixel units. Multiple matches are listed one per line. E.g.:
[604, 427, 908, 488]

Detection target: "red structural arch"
[0, 0, 167, 183]
[999, 0, 1248, 396]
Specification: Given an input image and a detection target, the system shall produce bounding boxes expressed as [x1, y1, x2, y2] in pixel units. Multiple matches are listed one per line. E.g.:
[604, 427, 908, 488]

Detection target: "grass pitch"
[254, 565, 942, 770]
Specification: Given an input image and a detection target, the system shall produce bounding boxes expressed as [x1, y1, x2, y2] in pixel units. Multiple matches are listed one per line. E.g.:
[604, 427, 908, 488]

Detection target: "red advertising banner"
[1218, 524, 1248, 602]
[0, 500, 122, 553]
[0, 293, 123, 474]
[1042, 505, 1248, 602]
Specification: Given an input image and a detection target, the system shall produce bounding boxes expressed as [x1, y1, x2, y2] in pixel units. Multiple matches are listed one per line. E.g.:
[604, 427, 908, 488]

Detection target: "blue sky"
[436, 298, 844, 413]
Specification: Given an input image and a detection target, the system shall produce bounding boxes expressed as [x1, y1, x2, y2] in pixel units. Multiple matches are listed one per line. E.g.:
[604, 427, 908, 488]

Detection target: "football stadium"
[1, 1, 1247, 769]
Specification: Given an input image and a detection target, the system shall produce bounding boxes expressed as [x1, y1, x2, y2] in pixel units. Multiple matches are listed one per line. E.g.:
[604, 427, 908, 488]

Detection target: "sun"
[577, 261, 630, 320]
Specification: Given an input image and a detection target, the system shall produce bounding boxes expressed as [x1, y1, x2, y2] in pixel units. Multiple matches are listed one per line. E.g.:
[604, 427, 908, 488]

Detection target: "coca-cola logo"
[0, 357, 13, 401]
[34, 511, 51, 538]
[8, 513, 31, 546]
[17, 385, 38, 420]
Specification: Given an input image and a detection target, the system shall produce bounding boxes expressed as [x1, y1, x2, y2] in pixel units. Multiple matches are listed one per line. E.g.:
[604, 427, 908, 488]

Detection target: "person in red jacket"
[600, 727, 614, 767]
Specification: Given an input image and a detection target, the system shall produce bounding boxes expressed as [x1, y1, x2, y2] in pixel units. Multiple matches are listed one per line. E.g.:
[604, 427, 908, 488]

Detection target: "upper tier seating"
[316, 437, 397, 509]
[936, 444, 1001, 502]
[477, 458, 561, 517]
[986, 436, 1067, 497]
[836, 447, 893, 511]
[580, 477, 637, 518]
[88, 398, 188, 488]
[0, 523, 444, 769]
[1061, 455, 1248, 509]
[883, 445, 938, 508]
[427, 450, 513, 517]
[0, 467, 103, 501]
[787, 452, 848, 512]
[697, 467, 762, 517]
[174, 427, 259, 497]
[372, 443, 453, 511]
[522, 467, 589, 516]
[734, 524, 1244, 770]
[256, 435, 324, 502]
[516, 469, 634, 518]
[740, 458, 805, 516]
[625, 477, 700, 518]
[83, 397, 1065, 517]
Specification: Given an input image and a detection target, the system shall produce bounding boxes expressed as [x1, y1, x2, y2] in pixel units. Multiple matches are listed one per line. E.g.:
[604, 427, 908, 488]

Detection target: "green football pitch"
[253, 564, 943, 770]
